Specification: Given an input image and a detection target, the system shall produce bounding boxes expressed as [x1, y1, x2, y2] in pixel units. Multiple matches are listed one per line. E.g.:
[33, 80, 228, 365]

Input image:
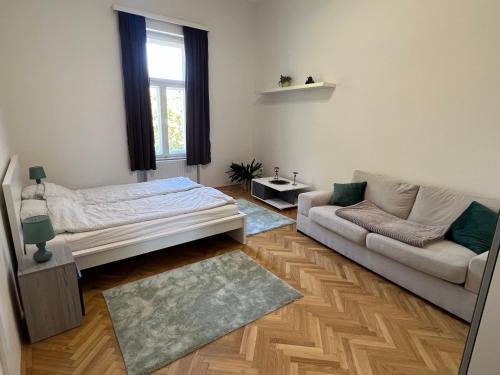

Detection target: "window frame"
[146, 30, 187, 160]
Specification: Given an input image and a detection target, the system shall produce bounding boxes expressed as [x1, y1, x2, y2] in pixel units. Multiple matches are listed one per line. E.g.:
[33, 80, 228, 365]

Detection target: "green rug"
[236, 198, 295, 236]
[103, 251, 303, 375]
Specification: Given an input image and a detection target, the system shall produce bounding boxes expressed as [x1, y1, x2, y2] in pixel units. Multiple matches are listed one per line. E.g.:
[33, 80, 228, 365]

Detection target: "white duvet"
[47, 187, 235, 234]
[22, 177, 201, 204]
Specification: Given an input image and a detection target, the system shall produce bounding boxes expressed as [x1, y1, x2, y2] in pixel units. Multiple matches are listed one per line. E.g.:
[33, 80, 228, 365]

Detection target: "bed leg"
[227, 227, 247, 244]
[227, 215, 247, 244]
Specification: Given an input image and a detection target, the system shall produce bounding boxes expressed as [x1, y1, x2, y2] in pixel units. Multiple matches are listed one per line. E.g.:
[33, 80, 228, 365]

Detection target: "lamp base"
[33, 243, 52, 263]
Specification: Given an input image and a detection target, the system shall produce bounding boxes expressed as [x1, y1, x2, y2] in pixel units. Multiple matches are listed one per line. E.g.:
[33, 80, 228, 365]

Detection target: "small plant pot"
[280, 81, 291, 87]
[241, 181, 251, 191]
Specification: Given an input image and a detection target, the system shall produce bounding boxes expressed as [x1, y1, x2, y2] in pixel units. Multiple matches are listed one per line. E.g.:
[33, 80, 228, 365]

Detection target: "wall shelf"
[257, 82, 336, 95]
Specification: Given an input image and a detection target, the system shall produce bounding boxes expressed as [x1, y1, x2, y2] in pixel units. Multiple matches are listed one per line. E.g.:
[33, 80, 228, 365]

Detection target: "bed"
[2, 155, 246, 270]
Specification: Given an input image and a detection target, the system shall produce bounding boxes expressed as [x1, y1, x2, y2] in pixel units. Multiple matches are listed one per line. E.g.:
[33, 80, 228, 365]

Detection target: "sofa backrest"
[352, 170, 420, 219]
[408, 185, 500, 227]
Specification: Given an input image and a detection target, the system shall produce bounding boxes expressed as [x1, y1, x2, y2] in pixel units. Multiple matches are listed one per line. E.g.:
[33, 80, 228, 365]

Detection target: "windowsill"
[156, 156, 187, 162]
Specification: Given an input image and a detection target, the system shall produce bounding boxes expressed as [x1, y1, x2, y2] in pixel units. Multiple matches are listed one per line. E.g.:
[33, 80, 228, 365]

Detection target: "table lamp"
[22, 215, 55, 263]
[29, 166, 46, 184]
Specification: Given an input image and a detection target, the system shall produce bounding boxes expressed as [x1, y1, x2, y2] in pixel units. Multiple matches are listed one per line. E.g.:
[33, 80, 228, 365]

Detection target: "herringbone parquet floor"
[21, 186, 469, 375]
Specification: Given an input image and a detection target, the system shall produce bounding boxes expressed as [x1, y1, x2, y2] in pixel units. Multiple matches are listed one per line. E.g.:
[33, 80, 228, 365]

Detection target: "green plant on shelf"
[278, 75, 292, 87]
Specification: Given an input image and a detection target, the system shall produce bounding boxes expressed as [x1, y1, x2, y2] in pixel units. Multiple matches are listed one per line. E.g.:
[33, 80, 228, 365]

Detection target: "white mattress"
[47, 186, 234, 234]
[48, 204, 239, 252]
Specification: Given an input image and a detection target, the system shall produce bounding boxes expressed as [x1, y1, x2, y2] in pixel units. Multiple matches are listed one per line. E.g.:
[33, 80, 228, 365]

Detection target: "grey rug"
[236, 198, 295, 236]
[103, 251, 303, 375]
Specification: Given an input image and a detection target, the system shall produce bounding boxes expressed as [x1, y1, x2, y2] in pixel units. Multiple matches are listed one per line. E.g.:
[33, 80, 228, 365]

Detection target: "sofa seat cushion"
[352, 170, 419, 219]
[309, 206, 368, 245]
[366, 233, 476, 284]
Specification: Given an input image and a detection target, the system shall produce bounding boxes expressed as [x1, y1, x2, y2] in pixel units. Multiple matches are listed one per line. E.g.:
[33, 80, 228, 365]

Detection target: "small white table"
[251, 177, 309, 210]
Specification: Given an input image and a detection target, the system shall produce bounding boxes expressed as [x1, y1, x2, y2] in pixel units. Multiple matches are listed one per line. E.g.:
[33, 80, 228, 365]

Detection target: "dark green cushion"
[446, 201, 498, 254]
[329, 182, 367, 207]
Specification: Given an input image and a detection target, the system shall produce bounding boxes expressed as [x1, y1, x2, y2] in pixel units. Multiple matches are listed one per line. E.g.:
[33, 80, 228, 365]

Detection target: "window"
[146, 30, 186, 159]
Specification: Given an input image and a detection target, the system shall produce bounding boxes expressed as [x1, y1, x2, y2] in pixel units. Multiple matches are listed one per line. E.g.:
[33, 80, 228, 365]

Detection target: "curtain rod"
[112, 4, 210, 31]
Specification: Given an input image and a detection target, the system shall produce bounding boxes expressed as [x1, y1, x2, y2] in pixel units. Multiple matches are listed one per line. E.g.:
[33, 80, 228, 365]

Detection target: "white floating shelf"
[257, 82, 336, 95]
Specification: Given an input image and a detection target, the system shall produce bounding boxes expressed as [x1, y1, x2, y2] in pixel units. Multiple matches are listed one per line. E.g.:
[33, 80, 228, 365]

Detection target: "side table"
[251, 176, 309, 210]
[18, 243, 84, 343]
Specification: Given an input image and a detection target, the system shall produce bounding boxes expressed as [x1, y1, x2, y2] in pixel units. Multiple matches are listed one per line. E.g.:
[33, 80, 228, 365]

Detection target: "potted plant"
[226, 159, 263, 191]
[279, 75, 292, 87]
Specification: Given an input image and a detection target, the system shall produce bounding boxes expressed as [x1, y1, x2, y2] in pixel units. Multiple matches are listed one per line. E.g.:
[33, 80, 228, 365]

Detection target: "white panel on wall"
[147, 159, 199, 182]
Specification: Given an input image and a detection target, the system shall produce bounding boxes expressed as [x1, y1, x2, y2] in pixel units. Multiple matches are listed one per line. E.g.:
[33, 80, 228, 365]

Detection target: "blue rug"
[236, 198, 295, 236]
[103, 251, 302, 375]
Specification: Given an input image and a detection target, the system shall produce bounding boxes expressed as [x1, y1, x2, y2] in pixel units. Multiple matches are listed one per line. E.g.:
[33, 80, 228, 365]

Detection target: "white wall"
[0, 106, 22, 375]
[0, 0, 256, 188]
[1, 0, 498, 194]
[253, 0, 500, 199]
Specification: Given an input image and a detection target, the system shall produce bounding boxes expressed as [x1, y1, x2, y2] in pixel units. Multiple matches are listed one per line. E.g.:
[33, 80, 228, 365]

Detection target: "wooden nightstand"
[18, 244, 84, 343]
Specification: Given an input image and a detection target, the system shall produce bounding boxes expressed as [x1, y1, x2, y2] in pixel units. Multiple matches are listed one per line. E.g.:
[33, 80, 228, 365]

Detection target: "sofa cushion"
[447, 201, 498, 254]
[352, 170, 419, 219]
[329, 182, 367, 207]
[309, 206, 368, 245]
[366, 233, 476, 284]
[408, 186, 473, 227]
[408, 185, 500, 228]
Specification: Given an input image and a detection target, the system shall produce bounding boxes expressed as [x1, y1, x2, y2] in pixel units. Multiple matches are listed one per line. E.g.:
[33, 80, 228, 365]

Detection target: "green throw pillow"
[446, 201, 498, 254]
[329, 182, 367, 207]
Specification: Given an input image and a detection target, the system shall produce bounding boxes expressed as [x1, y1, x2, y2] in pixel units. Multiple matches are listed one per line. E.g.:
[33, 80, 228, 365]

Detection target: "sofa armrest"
[298, 191, 332, 216]
[465, 252, 489, 293]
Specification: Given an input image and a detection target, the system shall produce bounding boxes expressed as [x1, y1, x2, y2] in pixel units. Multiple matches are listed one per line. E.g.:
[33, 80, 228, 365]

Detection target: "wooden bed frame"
[2, 155, 247, 270]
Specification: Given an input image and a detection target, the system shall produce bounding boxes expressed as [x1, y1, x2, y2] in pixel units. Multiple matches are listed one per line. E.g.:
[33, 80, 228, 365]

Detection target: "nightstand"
[18, 243, 84, 343]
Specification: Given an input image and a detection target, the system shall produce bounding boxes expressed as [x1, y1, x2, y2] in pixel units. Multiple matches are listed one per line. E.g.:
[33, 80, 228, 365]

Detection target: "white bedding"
[46, 204, 239, 252]
[47, 187, 235, 234]
[22, 177, 201, 204]
[20, 199, 48, 221]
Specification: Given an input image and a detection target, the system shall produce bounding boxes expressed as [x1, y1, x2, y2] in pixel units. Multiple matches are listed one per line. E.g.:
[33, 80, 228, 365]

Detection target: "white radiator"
[146, 159, 199, 182]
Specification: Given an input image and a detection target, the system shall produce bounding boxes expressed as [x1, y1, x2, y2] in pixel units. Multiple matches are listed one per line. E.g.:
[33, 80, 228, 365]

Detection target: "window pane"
[146, 39, 184, 81]
[149, 86, 163, 156]
[166, 87, 186, 155]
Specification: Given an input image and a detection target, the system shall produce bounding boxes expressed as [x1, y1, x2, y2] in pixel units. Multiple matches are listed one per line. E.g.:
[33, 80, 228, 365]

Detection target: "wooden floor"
[21, 185, 469, 375]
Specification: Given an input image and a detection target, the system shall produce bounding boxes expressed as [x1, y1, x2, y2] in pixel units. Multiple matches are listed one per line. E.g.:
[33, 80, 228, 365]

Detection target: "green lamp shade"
[22, 215, 55, 244]
[29, 166, 46, 182]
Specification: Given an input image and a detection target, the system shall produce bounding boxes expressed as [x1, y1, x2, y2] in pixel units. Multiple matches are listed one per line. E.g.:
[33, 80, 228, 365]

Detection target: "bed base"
[2, 155, 247, 270]
[73, 213, 246, 270]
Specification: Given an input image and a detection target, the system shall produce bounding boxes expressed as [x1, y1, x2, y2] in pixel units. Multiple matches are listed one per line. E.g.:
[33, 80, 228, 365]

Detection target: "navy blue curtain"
[118, 12, 156, 171]
[183, 26, 211, 166]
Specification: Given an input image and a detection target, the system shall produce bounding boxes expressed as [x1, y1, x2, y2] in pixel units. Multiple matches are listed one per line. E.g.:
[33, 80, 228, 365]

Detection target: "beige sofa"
[297, 171, 500, 322]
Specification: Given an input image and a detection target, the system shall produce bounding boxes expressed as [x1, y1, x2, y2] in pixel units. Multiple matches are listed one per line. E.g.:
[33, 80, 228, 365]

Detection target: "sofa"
[297, 170, 500, 322]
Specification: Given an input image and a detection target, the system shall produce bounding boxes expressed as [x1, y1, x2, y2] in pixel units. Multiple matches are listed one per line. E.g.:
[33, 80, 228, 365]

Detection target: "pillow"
[20, 199, 48, 221]
[21, 184, 45, 200]
[46, 197, 86, 234]
[43, 182, 79, 201]
[446, 201, 498, 254]
[352, 170, 419, 219]
[329, 182, 367, 207]
[408, 185, 472, 227]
